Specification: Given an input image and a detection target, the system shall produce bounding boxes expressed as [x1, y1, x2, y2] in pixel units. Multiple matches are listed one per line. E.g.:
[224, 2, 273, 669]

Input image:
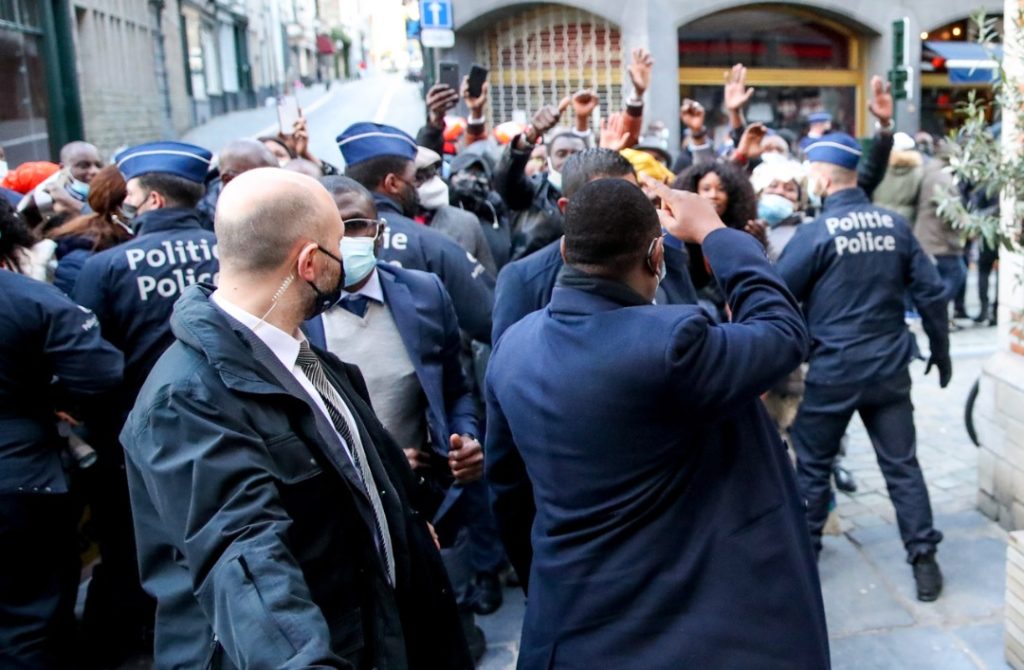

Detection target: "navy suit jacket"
[491, 238, 699, 343]
[305, 263, 479, 522]
[485, 229, 829, 669]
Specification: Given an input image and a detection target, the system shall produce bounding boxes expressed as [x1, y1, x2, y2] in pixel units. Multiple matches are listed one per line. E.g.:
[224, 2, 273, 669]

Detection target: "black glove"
[925, 355, 952, 388]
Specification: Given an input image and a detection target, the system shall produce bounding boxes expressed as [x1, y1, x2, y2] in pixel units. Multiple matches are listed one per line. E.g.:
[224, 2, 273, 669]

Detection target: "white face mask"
[546, 158, 562, 190]
[0, 160, 7, 179]
[416, 175, 450, 210]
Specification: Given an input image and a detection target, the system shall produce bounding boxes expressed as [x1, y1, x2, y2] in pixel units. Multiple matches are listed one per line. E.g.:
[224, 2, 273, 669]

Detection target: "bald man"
[196, 139, 277, 227]
[121, 169, 471, 669]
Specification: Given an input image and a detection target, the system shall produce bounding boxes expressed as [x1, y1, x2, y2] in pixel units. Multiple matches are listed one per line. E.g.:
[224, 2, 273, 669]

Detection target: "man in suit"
[492, 147, 698, 343]
[122, 168, 470, 669]
[338, 123, 494, 344]
[304, 176, 489, 657]
[486, 177, 828, 669]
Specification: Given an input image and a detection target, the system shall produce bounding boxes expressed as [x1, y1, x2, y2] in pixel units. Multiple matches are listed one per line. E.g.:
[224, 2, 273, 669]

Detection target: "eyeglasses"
[343, 218, 386, 239]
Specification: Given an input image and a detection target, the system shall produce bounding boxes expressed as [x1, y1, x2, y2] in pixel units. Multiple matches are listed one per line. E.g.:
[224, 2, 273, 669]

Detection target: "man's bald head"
[215, 168, 340, 275]
[219, 139, 277, 185]
[60, 141, 102, 183]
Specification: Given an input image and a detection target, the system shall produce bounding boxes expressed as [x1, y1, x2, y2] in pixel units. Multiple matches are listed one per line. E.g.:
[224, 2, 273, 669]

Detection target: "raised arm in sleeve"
[496, 138, 540, 212]
[668, 228, 809, 418]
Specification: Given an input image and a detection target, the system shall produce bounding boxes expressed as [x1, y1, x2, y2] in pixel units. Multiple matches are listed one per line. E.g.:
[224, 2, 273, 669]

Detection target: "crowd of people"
[0, 47, 994, 669]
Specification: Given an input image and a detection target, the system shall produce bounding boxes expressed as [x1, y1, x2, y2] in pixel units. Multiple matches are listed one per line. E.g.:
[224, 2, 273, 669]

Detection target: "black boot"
[912, 552, 943, 602]
[833, 464, 857, 494]
[460, 610, 487, 663]
[472, 571, 504, 615]
[973, 305, 990, 325]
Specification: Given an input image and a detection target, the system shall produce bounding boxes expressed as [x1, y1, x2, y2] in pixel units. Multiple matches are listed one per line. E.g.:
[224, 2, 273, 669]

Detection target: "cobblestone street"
[477, 316, 1012, 670]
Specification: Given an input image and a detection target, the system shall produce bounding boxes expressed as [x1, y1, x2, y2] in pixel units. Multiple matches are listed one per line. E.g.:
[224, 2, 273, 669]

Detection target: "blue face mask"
[67, 177, 90, 200]
[758, 193, 796, 227]
[340, 236, 377, 288]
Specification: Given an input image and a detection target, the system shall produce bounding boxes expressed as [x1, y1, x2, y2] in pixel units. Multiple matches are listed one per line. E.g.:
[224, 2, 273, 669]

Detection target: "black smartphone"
[438, 62, 460, 92]
[467, 64, 489, 98]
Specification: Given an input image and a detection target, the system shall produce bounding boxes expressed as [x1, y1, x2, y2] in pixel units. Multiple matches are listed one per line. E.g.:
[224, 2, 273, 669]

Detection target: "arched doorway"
[473, 5, 623, 126]
[678, 4, 866, 145]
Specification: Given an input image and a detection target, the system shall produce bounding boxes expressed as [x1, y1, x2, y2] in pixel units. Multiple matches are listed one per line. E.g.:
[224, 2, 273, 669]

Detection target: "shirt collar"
[210, 290, 303, 371]
[821, 187, 869, 213]
[342, 267, 384, 303]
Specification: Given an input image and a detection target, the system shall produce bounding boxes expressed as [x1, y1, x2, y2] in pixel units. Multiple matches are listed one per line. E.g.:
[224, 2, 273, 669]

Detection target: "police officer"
[72, 141, 220, 664]
[338, 123, 494, 343]
[0, 269, 123, 670]
[776, 133, 951, 602]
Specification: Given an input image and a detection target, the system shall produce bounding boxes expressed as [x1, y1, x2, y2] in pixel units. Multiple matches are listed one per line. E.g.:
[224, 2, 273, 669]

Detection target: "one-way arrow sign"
[420, 0, 452, 30]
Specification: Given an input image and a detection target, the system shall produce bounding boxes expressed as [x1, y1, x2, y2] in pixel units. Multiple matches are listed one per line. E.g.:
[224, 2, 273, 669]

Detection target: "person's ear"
[383, 173, 403, 196]
[559, 235, 568, 263]
[150, 190, 166, 209]
[295, 242, 320, 283]
[557, 197, 569, 214]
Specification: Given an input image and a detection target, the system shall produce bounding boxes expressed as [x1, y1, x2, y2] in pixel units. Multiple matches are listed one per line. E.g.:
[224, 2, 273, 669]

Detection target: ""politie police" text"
[825, 211, 897, 256]
[125, 239, 219, 300]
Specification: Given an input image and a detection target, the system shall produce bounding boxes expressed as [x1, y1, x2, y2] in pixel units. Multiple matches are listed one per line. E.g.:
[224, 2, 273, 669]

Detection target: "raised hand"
[628, 48, 654, 97]
[599, 113, 632, 151]
[642, 177, 726, 244]
[735, 122, 768, 161]
[461, 75, 489, 117]
[724, 63, 755, 112]
[868, 75, 894, 127]
[525, 98, 570, 143]
[425, 83, 461, 128]
[572, 90, 600, 119]
[680, 99, 706, 134]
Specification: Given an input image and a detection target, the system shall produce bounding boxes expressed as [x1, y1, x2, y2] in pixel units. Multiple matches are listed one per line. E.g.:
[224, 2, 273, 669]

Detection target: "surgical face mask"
[758, 193, 796, 227]
[0, 160, 7, 179]
[416, 176, 450, 211]
[68, 177, 90, 200]
[806, 172, 826, 209]
[646, 237, 666, 284]
[340, 236, 377, 288]
[546, 159, 563, 191]
[121, 200, 140, 220]
[305, 245, 346, 319]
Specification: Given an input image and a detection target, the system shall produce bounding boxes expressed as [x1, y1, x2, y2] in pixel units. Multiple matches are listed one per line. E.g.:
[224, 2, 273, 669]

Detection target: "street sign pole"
[890, 17, 912, 128]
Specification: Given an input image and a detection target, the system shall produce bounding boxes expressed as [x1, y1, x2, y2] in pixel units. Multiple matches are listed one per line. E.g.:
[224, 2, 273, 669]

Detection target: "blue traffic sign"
[420, 0, 452, 30]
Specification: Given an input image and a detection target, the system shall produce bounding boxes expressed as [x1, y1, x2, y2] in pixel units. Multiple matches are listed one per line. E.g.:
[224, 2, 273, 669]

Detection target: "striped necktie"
[296, 340, 395, 585]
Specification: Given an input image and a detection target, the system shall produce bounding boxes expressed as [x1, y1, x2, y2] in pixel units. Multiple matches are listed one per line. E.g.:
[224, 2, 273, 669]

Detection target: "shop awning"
[316, 34, 335, 55]
[925, 41, 1002, 84]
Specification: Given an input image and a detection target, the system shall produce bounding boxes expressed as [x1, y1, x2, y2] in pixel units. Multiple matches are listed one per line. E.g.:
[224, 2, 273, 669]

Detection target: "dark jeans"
[0, 492, 78, 670]
[934, 254, 967, 308]
[978, 243, 999, 313]
[790, 369, 943, 560]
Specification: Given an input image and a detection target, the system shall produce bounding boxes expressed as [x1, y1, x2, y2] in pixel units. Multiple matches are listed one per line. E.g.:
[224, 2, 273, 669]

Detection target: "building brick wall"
[69, 0, 191, 159]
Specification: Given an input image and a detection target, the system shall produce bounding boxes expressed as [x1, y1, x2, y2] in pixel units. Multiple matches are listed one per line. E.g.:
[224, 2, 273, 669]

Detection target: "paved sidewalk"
[476, 321, 1011, 669]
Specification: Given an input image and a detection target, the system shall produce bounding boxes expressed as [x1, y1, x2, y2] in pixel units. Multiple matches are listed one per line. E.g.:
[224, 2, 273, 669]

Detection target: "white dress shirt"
[342, 267, 384, 303]
[211, 290, 355, 466]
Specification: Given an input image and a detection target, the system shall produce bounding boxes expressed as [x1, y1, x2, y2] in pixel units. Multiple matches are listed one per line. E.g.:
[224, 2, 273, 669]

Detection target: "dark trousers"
[0, 492, 78, 670]
[977, 243, 999, 313]
[791, 369, 943, 560]
[934, 254, 967, 309]
[463, 480, 507, 574]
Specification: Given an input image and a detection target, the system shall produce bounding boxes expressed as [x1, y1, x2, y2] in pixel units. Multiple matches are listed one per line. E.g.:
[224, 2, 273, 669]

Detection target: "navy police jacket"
[0, 271, 123, 493]
[492, 238, 700, 343]
[485, 229, 827, 669]
[122, 284, 471, 670]
[73, 208, 218, 409]
[776, 187, 949, 386]
[304, 263, 479, 523]
[374, 194, 494, 344]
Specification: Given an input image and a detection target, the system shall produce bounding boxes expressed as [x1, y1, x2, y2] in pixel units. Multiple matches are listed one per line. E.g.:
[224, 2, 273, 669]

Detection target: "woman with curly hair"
[47, 165, 132, 294]
[672, 160, 759, 231]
